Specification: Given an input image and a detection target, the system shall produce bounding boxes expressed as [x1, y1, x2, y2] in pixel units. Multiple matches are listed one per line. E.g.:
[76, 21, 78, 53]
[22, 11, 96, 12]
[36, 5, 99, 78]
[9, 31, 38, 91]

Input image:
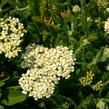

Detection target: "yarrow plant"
[0, 17, 27, 58]
[19, 44, 76, 100]
[1, 0, 109, 108]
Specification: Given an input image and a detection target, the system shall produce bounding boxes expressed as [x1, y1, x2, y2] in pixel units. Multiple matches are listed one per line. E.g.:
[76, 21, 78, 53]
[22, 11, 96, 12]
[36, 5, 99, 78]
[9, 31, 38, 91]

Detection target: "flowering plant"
[0, 0, 109, 109]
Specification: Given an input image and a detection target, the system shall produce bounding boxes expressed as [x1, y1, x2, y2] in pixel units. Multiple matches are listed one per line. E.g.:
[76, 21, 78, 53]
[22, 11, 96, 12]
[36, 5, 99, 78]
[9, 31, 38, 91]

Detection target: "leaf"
[47, 95, 73, 109]
[1, 89, 26, 106]
[0, 81, 5, 87]
[0, 0, 9, 8]
[7, 86, 20, 90]
[0, 76, 9, 82]
[78, 94, 96, 109]
[0, 105, 4, 109]
[0, 76, 9, 87]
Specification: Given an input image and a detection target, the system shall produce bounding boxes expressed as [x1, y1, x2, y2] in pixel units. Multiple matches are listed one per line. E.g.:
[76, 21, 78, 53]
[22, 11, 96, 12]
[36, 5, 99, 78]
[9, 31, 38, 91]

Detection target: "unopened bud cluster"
[79, 71, 94, 86]
[92, 80, 103, 91]
[96, 100, 108, 109]
[97, 0, 109, 9]
[0, 17, 27, 58]
[79, 71, 103, 91]
[19, 44, 76, 100]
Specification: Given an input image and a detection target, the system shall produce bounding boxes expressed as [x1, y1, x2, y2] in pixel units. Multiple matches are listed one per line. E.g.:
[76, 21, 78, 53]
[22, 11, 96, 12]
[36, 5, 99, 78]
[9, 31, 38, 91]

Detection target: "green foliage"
[1, 86, 26, 106]
[77, 94, 96, 109]
[0, 105, 4, 109]
[0, 76, 9, 87]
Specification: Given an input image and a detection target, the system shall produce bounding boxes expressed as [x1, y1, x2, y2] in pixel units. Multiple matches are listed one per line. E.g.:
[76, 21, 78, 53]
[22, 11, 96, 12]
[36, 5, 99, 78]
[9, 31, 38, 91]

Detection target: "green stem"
[100, 98, 109, 103]
[99, 80, 109, 96]
[88, 48, 103, 68]
[80, 0, 88, 36]
[57, 95, 77, 109]
[10, 5, 29, 14]
[75, 41, 90, 55]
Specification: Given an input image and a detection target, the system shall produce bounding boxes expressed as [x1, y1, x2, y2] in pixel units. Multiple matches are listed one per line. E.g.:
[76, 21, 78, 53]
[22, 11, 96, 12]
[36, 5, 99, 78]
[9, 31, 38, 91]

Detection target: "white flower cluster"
[19, 44, 76, 100]
[72, 5, 81, 13]
[104, 18, 109, 34]
[0, 17, 27, 58]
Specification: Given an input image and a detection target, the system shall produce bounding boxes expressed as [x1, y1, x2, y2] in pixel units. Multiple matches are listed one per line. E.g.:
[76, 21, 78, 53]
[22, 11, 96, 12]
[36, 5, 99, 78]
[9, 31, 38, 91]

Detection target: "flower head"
[92, 80, 103, 91]
[96, 100, 108, 109]
[19, 44, 76, 100]
[79, 71, 94, 86]
[104, 18, 109, 34]
[79, 71, 103, 91]
[0, 17, 27, 58]
[72, 5, 81, 13]
[97, 0, 109, 9]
